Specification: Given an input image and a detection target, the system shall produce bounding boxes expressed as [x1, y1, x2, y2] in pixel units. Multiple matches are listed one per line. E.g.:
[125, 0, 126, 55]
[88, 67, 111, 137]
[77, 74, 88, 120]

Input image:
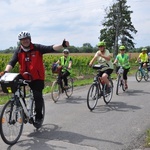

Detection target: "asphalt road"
[0, 76, 150, 150]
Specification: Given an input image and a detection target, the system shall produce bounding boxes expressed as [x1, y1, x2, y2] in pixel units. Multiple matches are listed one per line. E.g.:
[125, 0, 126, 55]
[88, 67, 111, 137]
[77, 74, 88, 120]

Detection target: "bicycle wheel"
[87, 84, 99, 111]
[51, 80, 61, 103]
[103, 79, 113, 104]
[121, 79, 126, 91]
[135, 70, 142, 82]
[33, 100, 45, 129]
[144, 69, 149, 81]
[65, 77, 73, 98]
[116, 75, 121, 95]
[0, 100, 24, 145]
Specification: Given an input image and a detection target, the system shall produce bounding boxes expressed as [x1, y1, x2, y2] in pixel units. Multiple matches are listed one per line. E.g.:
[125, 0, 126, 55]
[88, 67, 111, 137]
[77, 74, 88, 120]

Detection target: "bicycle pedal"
[29, 118, 34, 124]
[23, 118, 27, 124]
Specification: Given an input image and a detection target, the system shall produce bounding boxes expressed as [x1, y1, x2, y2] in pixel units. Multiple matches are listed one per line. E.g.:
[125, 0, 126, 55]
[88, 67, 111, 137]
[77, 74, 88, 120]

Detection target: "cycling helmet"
[97, 41, 106, 47]
[18, 31, 31, 40]
[63, 49, 69, 53]
[141, 47, 147, 51]
[119, 45, 125, 50]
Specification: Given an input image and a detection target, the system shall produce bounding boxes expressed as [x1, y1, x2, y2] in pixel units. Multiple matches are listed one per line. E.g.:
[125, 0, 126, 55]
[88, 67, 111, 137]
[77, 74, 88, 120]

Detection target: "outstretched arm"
[53, 39, 69, 51]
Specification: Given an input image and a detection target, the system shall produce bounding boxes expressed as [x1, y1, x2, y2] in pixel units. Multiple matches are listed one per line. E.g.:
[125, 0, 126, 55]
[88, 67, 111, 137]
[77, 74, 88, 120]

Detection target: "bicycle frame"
[117, 66, 124, 83]
[116, 66, 125, 95]
[12, 81, 34, 120]
[93, 74, 103, 97]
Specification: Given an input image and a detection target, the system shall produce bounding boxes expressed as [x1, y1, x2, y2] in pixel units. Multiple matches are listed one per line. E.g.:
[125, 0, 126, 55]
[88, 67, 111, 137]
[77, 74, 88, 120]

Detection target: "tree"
[79, 43, 93, 53]
[99, 0, 137, 57]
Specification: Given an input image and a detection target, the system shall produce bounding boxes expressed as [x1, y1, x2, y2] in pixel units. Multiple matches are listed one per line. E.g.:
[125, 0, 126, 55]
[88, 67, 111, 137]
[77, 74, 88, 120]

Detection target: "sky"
[0, 0, 149, 50]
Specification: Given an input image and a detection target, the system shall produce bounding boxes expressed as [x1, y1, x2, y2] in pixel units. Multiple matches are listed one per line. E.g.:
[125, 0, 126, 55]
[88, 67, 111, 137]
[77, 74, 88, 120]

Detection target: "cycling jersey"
[8, 43, 55, 80]
[139, 53, 148, 62]
[95, 49, 113, 71]
[116, 53, 130, 69]
[59, 56, 72, 73]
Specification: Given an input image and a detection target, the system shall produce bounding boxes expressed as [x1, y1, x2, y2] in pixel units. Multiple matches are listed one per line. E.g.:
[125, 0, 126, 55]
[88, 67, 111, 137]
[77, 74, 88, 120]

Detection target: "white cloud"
[0, 0, 150, 49]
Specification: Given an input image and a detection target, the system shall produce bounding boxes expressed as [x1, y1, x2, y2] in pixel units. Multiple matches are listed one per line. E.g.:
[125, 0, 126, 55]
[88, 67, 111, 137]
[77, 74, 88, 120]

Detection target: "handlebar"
[92, 64, 109, 71]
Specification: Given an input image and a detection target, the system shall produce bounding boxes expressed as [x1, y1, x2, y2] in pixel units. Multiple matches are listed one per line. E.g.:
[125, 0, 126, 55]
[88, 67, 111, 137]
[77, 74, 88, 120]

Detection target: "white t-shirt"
[95, 49, 113, 70]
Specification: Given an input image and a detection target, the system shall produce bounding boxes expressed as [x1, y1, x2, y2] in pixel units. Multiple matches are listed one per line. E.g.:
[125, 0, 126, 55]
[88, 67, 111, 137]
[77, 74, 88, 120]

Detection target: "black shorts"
[98, 69, 113, 77]
[141, 62, 149, 67]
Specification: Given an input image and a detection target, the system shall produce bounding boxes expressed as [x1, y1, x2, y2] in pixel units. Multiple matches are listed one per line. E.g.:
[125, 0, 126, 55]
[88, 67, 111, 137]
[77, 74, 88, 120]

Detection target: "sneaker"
[35, 118, 42, 124]
[125, 84, 128, 89]
[64, 86, 69, 89]
[34, 118, 43, 129]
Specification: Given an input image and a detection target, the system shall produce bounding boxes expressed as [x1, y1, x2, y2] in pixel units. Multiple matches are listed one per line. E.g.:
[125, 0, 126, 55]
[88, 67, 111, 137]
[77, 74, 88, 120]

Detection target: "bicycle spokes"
[0, 101, 24, 145]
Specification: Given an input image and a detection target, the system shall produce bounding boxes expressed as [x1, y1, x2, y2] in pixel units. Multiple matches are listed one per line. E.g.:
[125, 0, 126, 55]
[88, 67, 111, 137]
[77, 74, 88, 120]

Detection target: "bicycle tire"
[135, 70, 142, 82]
[33, 100, 45, 129]
[144, 69, 149, 81]
[51, 81, 61, 103]
[0, 100, 24, 145]
[103, 78, 113, 104]
[65, 77, 73, 98]
[121, 79, 126, 91]
[116, 75, 121, 95]
[87, 84, 99, 111]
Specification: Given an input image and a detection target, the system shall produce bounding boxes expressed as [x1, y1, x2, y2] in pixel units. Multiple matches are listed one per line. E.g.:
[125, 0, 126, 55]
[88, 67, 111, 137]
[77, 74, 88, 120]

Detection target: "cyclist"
[89, 41, 113, 91]
[113, 45, 130, 89]
[148, 52, 150, 62]
[1, 31, 69, 125]
[55, 49, 72, 89]
[136, 47, 148, 69]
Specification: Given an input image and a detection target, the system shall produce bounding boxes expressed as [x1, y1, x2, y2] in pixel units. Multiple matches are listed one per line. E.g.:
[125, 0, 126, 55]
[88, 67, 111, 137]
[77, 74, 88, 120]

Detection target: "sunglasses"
[64, 52, 69, 54]
[98, 46, 104, 48]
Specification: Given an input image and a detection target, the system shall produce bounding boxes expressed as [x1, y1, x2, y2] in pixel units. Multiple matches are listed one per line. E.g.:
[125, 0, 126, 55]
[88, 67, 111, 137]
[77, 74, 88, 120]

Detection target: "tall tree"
[99, 0, 137, 57]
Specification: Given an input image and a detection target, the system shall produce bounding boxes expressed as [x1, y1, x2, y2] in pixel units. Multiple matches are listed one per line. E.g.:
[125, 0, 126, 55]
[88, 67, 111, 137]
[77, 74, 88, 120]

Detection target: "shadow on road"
[91, 101, 141, 113]
[124, 89, 150, 96]
[7, 124, 123, 150]
[51, 95, 87, 105]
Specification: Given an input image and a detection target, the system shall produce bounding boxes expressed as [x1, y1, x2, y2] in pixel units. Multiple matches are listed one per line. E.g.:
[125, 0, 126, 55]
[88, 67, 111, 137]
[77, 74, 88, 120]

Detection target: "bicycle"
[115, 66, 126, 95]
[51, 65, 73, 103]
[0, 72, 45, 145]
[135, 62, 149, 82]
[87, 64, 113, 111]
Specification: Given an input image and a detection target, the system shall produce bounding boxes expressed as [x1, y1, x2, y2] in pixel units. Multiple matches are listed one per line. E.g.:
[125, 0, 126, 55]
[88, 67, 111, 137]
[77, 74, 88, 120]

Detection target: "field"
[45, 52, 139, 59]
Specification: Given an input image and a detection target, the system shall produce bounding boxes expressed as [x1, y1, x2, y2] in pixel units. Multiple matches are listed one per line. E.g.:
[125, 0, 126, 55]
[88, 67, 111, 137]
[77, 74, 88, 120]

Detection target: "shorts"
[98, 69, 113, 77]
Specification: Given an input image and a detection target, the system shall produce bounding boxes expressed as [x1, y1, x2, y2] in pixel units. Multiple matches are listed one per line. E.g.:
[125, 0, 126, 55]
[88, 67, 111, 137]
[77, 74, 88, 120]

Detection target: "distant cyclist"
[136, 47, 148, 69]
[148, 52, 150, 62]
[55, 49, 72, 89]
[89, 41, 113, 91]
[113, 45, 130, 89]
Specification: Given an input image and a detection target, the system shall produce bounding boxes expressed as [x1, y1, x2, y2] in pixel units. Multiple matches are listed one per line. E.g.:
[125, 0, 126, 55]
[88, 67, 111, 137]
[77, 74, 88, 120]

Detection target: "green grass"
[145, 129, 150, 147]
[0, 95, 10, 105]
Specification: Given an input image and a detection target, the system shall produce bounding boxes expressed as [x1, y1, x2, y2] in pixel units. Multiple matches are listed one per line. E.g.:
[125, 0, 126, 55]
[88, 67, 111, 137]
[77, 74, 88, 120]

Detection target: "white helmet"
[148, 52, 150, 56]
[63, 49, 69, 53]
[18, 31, 31, 40]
